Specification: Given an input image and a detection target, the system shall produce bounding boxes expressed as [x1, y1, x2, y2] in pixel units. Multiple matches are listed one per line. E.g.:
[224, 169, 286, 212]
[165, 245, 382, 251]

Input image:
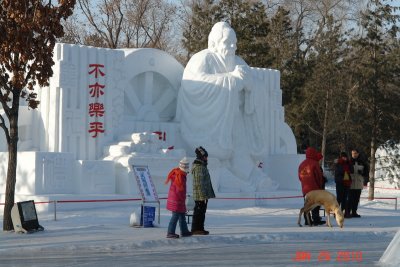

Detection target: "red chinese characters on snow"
[88, 64, 106, 138]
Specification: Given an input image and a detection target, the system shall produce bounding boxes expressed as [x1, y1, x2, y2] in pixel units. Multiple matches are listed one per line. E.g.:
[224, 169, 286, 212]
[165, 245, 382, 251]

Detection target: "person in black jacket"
[191, 146, 215, 235]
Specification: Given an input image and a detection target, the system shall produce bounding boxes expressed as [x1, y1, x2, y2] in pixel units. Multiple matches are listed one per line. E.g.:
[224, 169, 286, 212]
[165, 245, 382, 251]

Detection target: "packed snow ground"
[1, 184, 399, 267]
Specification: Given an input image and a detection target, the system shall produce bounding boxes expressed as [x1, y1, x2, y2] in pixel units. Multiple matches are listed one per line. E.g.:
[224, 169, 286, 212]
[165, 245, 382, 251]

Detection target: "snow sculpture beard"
[222, 53, 236, 71]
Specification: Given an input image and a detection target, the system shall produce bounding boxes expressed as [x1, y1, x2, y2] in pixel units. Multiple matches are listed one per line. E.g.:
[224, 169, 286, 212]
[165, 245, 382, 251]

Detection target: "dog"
[298, 190, 344, 228]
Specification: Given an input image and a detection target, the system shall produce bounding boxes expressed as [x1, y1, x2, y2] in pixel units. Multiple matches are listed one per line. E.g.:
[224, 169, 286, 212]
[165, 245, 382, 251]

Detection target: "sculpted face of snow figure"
[176, 22, 278, 191]
[212, 26, 237, 67]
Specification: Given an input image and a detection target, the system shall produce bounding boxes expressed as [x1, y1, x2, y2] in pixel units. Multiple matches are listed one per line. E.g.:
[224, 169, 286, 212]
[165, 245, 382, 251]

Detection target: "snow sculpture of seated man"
[176, 21, 278, 192]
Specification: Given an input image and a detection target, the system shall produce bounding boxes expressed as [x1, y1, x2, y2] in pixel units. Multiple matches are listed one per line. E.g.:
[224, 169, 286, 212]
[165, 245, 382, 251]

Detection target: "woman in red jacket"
[165, 157, 193, 238]
[298, 147, 325, 225]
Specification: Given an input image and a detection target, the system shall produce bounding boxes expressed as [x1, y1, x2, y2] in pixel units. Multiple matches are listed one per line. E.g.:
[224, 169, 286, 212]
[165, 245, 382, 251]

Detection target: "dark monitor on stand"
[11, 200, 44, 233]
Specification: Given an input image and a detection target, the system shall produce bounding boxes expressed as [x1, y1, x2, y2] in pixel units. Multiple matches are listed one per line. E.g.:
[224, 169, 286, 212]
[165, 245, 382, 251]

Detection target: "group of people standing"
[298, 147, 369, 225]
[164, 146, 215, 238]
[165, 144, 369, 236]
[334, 149, 369, 218]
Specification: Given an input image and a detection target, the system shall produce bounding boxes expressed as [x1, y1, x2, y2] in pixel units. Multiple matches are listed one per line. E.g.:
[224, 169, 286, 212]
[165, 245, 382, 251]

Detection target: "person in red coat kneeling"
[298, 147, 325, 225]
[165, 157, 193, 238]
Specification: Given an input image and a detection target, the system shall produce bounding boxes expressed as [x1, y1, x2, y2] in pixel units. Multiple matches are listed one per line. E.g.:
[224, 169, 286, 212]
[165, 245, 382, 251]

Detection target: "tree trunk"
[3, 113, 19, 231]
[320, 88, 330, 166]
[368, 52, 378, 201]
[343, 96, 352, 153]
[368, 133, 376, 201]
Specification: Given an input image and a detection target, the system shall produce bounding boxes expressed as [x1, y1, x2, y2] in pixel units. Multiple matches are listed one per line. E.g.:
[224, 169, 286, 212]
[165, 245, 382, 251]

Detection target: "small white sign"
[132, 165, 159, 202]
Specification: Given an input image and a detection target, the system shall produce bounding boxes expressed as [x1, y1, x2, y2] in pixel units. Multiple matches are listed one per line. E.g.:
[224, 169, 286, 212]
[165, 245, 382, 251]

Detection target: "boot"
[192, 230, 209, 235]
[166, 233, 180, 239]
[312, 219, 326, 226]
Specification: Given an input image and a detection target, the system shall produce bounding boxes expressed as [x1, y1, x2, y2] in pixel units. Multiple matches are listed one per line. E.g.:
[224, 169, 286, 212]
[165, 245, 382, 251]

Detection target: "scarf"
[338, 158, 351, 173]
[338, 158, 351, 186]
[165, 168, 185, 191]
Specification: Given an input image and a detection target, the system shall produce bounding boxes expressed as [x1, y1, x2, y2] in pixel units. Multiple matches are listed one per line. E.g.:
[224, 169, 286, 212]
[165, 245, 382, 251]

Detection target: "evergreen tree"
[216, 0, 271, 67]
[267, 6, 304, 109]
[268, 6, 293, 70]
[287, 14, 349, 158]
[347, 0, 400, 199]
[301, 15, 348, 162]
[181, 0, 220, 62]
[274, 3, 316, 153]
[181, 0, 270, 67]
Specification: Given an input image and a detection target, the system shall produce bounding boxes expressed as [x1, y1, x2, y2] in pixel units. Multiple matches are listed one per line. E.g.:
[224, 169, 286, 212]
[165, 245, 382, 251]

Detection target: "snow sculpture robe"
[176, 49, 270, 159]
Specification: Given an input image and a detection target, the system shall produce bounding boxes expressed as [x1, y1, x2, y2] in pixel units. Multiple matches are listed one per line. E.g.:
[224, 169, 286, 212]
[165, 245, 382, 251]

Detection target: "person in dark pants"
[334, 152, 354, 218]
[298, 147, 325, 226]
[191, 146, 215, 235]
[349, 149, 368, 217]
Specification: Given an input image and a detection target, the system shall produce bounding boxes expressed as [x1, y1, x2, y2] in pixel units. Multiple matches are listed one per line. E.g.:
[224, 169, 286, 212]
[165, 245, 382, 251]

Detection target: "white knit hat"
[179, 157, 190, 172]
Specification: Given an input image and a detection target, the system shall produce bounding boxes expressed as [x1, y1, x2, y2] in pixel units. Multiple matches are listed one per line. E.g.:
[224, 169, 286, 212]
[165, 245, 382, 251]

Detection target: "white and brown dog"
[298, 190, 344, 228]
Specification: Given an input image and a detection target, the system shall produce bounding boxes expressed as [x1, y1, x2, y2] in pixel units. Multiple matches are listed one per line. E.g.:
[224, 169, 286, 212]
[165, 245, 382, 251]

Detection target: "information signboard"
[131, 165, 160, 225]
[132, 165, 159, 202]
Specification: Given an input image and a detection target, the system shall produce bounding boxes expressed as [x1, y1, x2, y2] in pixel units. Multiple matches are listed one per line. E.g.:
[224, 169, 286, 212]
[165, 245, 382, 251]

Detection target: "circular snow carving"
[126, 72, 178, 121]
[122, 49, 184, 122]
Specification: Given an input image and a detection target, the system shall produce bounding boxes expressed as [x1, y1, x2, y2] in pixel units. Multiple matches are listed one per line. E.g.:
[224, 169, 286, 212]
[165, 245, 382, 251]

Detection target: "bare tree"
[124, 0, 176, 49]
[59, 13, 86, 45]
[77, 0, 124, 48]
[62, 0, 176, 50]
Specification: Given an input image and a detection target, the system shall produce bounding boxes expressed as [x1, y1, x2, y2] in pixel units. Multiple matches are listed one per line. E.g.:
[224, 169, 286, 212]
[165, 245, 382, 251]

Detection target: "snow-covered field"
[1, 184, 399, 267]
